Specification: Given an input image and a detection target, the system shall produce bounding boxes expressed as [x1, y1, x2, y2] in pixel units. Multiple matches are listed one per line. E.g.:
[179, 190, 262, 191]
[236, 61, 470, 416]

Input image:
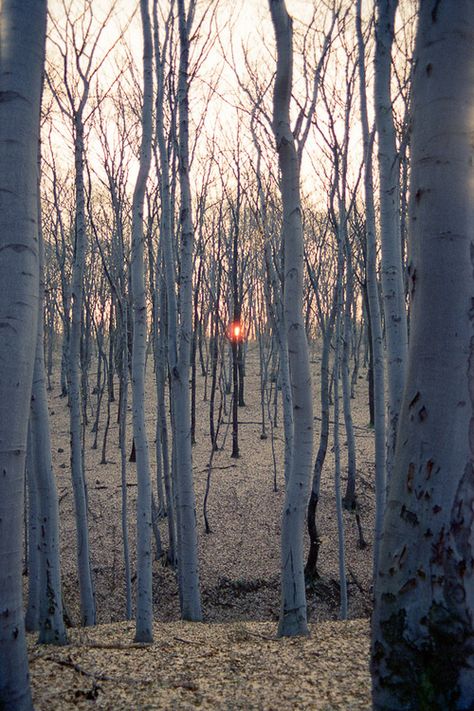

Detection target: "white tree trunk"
[264, 242, 293, 485]
[374, 0, 408, 477]
[356, 0, 386, 577]
[131, 0, 154, 644]
[0, 1, 46, 707]
[170, 0, 202, 621]
[68, 113, 96, 627]
[372, 2, 474, 707]
[30, 219, 67, 645]
[269, 0, 313, 638]
[333, 219, 348, 620]
[153, 0, 178, 568]
[342, 239, 357, 509]
[118, 300, 132, 619]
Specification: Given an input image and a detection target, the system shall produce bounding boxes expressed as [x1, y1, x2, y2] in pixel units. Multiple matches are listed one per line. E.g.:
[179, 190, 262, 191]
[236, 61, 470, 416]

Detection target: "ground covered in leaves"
[26, 342, 376, 707]
[41, 342, 375, 627]
[29, 619, 371, 710]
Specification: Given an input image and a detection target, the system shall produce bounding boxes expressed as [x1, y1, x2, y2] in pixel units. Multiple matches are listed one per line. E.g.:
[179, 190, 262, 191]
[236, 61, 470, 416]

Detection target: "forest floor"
[28, 618, 371, 709]
[27, 340, 376, 708]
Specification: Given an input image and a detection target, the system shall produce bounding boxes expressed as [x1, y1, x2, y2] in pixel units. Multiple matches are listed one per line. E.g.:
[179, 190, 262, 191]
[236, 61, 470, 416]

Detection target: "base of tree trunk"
[277, 612, 310, 638]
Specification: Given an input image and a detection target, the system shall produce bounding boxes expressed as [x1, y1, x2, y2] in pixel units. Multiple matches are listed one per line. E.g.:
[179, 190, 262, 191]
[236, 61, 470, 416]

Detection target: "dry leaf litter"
[27, 343, 375, 708]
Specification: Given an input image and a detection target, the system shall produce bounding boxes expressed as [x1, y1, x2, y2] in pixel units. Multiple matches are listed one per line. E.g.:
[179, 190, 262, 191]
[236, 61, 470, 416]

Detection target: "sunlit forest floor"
[27, 341, 376, 708]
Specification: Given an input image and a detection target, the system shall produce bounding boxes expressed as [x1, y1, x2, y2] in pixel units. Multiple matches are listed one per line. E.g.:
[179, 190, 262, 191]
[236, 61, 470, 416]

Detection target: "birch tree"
[172, 0, 202, 620]
[374, 0, 408, 476]
[131, 0, 154, 643]
[372, 2, 474, 707]
[153, 0, 203, 619]
[47, 2, 114, 625]
[268, 0, 313, 637]
[356, 0, 386, 576]
[29, 210, 67, 645]
[0, 0, 47, 707]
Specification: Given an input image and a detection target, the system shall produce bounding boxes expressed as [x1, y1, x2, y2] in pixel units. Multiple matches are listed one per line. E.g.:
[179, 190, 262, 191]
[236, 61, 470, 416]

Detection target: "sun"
[228, 320, 244, 342]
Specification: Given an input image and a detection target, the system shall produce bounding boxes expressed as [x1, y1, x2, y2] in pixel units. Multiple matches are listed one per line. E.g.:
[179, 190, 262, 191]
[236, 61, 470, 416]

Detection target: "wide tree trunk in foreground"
[0, 1, 46, 708]
[269, 0, 313, 638]
[372, 2, 474, 708]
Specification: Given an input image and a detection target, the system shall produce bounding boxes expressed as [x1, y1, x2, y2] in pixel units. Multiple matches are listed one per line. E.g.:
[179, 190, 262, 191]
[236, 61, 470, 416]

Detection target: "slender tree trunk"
[30, 214, 67, 645]
[46, 301, 54, 391]
[372, 3, 474, 708]
[153, 1, 178, 570]
[357, 0, 386, 577]
[258, 329, 268, 440]
[25, 430, 40, 633]
[131, 0, 154, 644]
[305, 301, 336, 581]
[231, 201, 241, 457]
[119, 301, 132, 620]
[209, 263, 222, 451]
[374, 0, 408, 479]
[238, 343, 246, 407]
[157, 282, 176, 566]
[333, 321, 348, 621]
[333, 217, 348, 621]
[264, 244, 293, 485]
[231, 338, 240, 458]
[60, 321, 69, 397]
[172, 0, 202, 620]
[190, 258, 203, 445]
[153, 286, 166, 515]
[107, 306, 115, 402]
[361, 284, 375, 426]
[68, 107, 96, 626]
[269, 0, 313, 638]
[0, 1, 46, 706]
[342, 240, 357, 510]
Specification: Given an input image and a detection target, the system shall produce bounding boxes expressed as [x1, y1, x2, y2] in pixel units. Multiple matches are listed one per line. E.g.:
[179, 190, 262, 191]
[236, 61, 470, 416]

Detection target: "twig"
[173, 636, 203, 646]
[35, 655, 151, 686]
[38, 656, 114, 682]
[347, 567, 367, 595]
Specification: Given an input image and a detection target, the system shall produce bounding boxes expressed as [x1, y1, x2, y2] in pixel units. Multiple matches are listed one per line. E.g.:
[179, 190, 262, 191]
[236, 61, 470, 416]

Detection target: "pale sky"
[44, 1, 413, 212]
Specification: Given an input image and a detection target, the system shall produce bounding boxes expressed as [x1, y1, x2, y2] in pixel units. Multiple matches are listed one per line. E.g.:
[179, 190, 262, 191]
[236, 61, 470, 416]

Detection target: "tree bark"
[67, 106, 95, 628]
[131, 0, 154, 644]
[30, 214, 67, 645]
[305, 299, 336, 581]
[269, 0, 313, 638]
[372, 2, 474, 707]
[342, 239, 357, 510]
[171, 0, 202, 621]
[374, 0, 408, 479]
[0, 1, 46, 707]
[357, 0, 386, 577]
